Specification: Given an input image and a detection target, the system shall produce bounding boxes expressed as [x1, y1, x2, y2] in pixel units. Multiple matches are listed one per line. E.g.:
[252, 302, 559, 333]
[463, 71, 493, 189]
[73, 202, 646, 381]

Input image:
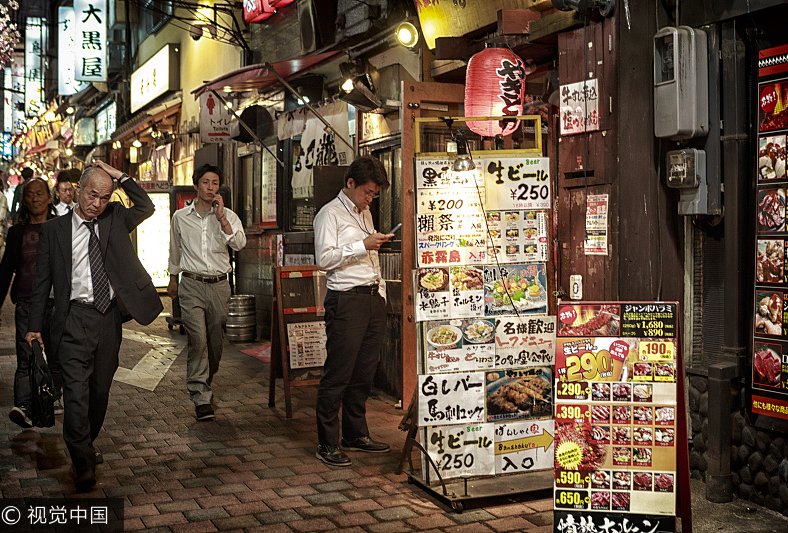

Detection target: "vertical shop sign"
[58, 7, 90, 95]
[559, 79, 600, 135]
[24, 17, 45, 117]
[10, 53, 25, 134]
[2, 67, 11, 131]
[200, 93, 234, 143]
[292, 100, 351, 199]
[584, 194, 609, 255]
[553, 302, 681, 529]
[752, 43, 788, 422]
[74, 0, 107, 82]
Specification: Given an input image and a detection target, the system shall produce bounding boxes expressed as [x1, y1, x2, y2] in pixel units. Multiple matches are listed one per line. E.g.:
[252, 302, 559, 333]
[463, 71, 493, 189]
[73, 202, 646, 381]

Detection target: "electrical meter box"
[654, 26, 709, 140]
[666, 148, 719, 215]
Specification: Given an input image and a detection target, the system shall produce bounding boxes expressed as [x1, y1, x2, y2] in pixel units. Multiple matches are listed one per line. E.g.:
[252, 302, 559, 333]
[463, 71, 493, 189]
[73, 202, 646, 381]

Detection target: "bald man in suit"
[26, 161, 163, 491]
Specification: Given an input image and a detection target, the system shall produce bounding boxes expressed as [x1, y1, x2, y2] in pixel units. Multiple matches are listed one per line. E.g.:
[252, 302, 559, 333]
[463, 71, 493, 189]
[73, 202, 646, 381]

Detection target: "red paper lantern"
[464, 47, 527, 137]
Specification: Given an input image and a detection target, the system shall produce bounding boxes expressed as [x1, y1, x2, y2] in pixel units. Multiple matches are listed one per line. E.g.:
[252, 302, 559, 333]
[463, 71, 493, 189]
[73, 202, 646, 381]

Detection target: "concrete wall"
[688, 371, 788, 515]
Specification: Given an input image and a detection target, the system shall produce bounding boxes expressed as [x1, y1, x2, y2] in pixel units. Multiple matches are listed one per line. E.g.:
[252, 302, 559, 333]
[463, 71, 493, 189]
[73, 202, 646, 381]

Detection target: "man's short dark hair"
[21, 167, 34, 180]
[57, 168, 80, 184]
[192, 164, 223, 186]
[345, 156, 389, 190]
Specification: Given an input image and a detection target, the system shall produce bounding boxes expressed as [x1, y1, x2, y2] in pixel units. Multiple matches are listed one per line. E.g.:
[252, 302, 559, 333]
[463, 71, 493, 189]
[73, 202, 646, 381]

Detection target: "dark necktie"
[84, 221, 111, 313]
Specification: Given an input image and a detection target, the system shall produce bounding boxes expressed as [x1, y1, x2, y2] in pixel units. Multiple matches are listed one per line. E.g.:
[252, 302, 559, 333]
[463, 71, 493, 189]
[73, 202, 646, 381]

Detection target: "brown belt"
[182, 272, 227, 284]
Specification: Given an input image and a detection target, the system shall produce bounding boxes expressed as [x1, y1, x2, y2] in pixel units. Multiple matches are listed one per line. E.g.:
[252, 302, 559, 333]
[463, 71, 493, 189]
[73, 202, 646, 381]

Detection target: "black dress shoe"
[94, 451, 103, 465]
[74, 466, 96, 492]
[315, 445, 351, 467]
[341, 436, 390, 453]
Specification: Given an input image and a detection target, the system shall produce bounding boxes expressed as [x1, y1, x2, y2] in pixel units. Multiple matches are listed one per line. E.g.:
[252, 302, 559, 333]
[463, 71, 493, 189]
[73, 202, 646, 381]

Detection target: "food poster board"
[552, 301, 680, 528]
[413, 155, 555, 485]
[752, 44, 788, 422]
[286, 321, 328, 369]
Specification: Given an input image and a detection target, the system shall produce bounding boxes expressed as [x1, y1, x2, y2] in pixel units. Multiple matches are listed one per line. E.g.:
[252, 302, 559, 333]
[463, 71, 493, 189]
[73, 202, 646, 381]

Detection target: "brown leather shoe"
[316, 445, 351, 467]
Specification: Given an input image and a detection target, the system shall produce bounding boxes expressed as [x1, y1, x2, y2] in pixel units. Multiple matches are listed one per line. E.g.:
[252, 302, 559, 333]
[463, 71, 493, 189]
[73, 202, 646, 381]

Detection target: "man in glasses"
[312, 156, 394, 467]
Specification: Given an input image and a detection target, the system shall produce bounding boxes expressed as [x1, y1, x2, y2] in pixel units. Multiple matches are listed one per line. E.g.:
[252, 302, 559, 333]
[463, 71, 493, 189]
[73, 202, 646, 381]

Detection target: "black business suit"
[28, 177, 163, 476]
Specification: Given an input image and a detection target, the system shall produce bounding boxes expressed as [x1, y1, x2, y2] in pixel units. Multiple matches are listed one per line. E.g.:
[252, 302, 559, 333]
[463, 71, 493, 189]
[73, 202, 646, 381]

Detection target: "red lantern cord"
[464, 47, 527, 138]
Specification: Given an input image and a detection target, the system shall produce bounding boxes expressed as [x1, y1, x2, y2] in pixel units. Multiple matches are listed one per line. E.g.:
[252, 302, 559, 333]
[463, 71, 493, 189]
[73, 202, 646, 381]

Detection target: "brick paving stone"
[246, 524, 295, 533]
[157, 499, 201, 513]
[180, 476, 223, 488]
[141, 511, 188, 528]
[128, 491, 173, 505]
[266, 495, 311, 510]
[236, 488, 278, 502]
[331, 511, 378, 528]
[103, 484, 145, 497]
[224, 500, 272, 516]
[297, 505, 342, 519]
[211, 515, 261, 529]
[287, 517, 337, 532]
[196, 494, 241, 508]
[183, 506, 231, 521]
[283, 474, 327, 486]
[525, 511, 553, 527]
[486, 502, 536, 518]
[406, 514, 456, 529]
[275, 485, 318, 497]
[170, 520, 219, 533]
[372, 506, 420, 521]
[339, 498, 385, 513]
[446, 523, 496, 532]
[169, 486, 213, 500]
[487, 516, 543, 532]
[448, 509, 496, 524]
[255, 509, 303, 524]
[526, 498, 554, 512]
[207, 482, 250, 495]
[303, 492, 350, 506]
[257, 467, 295, 479]
[366, 522, 416, 533]
[124, 503, 161, 518]
[313, 480, 354, 492]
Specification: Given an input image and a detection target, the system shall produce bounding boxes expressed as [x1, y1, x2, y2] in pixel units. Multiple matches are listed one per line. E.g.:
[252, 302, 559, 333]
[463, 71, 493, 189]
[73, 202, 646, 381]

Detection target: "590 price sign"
[555, 468, 590, 489]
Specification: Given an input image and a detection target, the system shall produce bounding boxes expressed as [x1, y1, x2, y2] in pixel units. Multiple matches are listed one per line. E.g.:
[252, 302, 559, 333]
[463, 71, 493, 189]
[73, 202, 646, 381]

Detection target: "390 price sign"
[554, 489, 590, 510]
[555, 404, 589, 422]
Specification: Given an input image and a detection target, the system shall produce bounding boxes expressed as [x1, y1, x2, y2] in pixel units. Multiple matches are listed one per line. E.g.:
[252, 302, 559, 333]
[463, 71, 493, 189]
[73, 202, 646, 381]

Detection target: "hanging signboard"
[751, 43, 788, 422]
[199, 93, 234, 143]
[10, 54, 26, 134]
[58, 7, 90, 95]
[553, 301, 682, 531]
[73, 117, 96, 146]
[559, 79, 600, 136]
[130, 44, 179, 113]
[291, 100, 351, 199]
[24, 17, 45, 117]
[74, 0, 107, 82]
[95, 102, 116, 144]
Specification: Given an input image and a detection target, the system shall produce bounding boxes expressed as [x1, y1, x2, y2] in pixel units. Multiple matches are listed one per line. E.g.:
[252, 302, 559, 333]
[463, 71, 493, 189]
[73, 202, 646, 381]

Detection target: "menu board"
[553, 301, 679, 528]
[414, 155, 555, 483]
[286, 321, 328, 369]
[752, 44, 788, 422]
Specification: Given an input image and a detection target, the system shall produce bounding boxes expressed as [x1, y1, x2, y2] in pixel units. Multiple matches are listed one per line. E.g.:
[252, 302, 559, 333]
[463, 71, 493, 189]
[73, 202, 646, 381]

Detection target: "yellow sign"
[416, 0, 539, 49]
[495, 429, 554, 454]
[555, 440, 582, 470]
[638, 341, 675, 361]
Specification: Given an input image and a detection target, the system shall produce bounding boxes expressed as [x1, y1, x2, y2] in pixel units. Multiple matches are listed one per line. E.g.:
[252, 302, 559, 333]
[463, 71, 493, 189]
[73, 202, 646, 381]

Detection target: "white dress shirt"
[55, 202, 76, 216]
[70, 209, 115, 302]
[313, 191, 386, 299]
[169, 204, 246, 276]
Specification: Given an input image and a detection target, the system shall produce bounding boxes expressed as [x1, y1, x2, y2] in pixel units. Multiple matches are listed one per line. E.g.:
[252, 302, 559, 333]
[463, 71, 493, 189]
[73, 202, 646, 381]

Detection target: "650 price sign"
[554, 489, 590, 510]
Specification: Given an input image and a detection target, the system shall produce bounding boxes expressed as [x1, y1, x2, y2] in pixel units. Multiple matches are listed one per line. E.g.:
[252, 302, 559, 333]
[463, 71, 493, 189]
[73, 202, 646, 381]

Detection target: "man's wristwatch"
[118, 173, 130, 183]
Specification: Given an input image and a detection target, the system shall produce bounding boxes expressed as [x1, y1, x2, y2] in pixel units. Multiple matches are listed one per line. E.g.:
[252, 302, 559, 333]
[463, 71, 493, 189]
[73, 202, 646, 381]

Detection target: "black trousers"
[59, 301, 122, 473]
[13, 299, 58, 407]
[316, 289, 386, 447]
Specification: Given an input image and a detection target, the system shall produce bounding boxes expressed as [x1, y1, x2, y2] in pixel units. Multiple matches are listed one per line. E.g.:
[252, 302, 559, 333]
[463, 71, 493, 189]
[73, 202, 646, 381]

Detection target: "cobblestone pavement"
[3, 299, 787, 532]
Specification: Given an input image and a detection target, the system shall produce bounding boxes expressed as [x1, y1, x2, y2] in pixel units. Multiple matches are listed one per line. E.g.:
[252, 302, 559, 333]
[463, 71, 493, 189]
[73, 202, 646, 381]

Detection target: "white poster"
[483, 156, 551, 211]
[584, 194, 609, 256]
[486, 210, 548, 264]
[494, 419, 555, 474]
[74, 0, 107, 82]
[495, 315, 557, 368]
[58, 7, 90, 95]
[136, 192, 171, 288]
[559, 79, 600, 135]
[292, 101, 351, 199]
[24, 17, 45, 117]
[418, 372, 486, 426]
[287, 321, 328, 369]
[421, 318, 495, 374]
[425, 423, 496, 479]
[200, 92, 235, 144]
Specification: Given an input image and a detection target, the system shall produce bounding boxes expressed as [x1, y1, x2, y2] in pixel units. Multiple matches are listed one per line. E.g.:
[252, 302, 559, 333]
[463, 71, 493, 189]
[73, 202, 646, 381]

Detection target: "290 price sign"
[555, 381, 590, 401]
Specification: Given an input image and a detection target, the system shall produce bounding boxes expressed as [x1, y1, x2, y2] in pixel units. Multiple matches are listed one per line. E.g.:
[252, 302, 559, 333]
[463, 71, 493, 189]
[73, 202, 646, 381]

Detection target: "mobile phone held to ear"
[211, 200, 219, 208]
[386, 223, 402, 235]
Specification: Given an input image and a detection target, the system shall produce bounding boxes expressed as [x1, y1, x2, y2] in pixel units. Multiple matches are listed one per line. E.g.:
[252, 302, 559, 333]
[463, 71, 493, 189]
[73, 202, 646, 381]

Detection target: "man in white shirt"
[168, 164, 246, 421]
[313, 156, 394, 467]
[54, 169, 78, 216]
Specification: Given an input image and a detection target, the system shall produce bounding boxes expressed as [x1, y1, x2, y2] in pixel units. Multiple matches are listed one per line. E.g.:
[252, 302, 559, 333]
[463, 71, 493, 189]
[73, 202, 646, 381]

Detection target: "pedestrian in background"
[10, 167, 34, 222]
[1, 178, 59, 428]
[313, 156, 393, 467]
[54, 169, 79, 216]
[0, 179, 9, 257]
[25, 161, 162, 492]
[168, 164, 246, 422]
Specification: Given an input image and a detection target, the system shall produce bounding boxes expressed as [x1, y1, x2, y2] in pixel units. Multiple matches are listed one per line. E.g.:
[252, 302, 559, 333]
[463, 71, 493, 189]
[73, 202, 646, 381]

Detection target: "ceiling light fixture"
[132, 138, 142, 148]
[341, 78, 354, 93]
[395, 21, 419, 49]
[66, 106, 75, 115]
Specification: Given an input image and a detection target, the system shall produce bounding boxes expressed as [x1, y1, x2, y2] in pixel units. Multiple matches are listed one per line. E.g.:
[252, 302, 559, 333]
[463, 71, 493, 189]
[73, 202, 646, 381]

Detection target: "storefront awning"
[112, 95, 182, 142]
[191, 51, 342, 98]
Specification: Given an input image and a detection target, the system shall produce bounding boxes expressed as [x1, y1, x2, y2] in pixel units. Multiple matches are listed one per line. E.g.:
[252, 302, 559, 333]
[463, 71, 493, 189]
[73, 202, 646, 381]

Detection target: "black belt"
[182, 272, 227, 283]
[341, 284, 379, 295]
[70, 298, 116, 310]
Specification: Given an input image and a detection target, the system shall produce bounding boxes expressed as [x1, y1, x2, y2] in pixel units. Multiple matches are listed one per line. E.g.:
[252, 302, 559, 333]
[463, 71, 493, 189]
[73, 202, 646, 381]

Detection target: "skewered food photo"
[486, 369, 552, 421]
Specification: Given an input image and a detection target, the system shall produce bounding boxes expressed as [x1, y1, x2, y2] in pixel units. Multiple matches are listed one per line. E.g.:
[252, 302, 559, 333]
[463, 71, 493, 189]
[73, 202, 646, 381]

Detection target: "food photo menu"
[552, 302, 679, 530]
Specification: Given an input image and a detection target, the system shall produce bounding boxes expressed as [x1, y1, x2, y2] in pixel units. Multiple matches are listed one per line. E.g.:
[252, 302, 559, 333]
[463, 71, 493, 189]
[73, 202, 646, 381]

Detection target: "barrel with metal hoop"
[226, 295, 256, 342]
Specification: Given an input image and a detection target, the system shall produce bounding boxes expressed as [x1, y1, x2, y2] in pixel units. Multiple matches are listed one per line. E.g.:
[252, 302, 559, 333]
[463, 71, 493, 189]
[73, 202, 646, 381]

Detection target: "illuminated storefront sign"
[74, 117, 96, 146]
[3, 67, 11, 131]
[58, 6, 90, 95]
[130, 44, 179, 113]
[95, 102, 116, 144]
[25, 17, 45, 117]
[11, 53, 25, 134]
[74, 0, 107, 82]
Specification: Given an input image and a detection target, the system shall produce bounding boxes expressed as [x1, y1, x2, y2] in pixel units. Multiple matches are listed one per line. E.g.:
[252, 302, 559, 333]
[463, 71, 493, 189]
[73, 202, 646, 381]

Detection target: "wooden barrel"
[226, 295, 256, 342]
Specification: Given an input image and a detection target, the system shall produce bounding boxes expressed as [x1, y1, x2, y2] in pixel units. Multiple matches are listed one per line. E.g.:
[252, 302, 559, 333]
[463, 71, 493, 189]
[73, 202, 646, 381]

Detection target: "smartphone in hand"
[386, 223, 402, 235]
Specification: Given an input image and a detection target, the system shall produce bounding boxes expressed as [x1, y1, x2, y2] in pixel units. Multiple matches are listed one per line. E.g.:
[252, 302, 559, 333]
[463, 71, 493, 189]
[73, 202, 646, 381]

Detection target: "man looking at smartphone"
[168, 164, 246, 421]
[313, 156, 394, 467]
